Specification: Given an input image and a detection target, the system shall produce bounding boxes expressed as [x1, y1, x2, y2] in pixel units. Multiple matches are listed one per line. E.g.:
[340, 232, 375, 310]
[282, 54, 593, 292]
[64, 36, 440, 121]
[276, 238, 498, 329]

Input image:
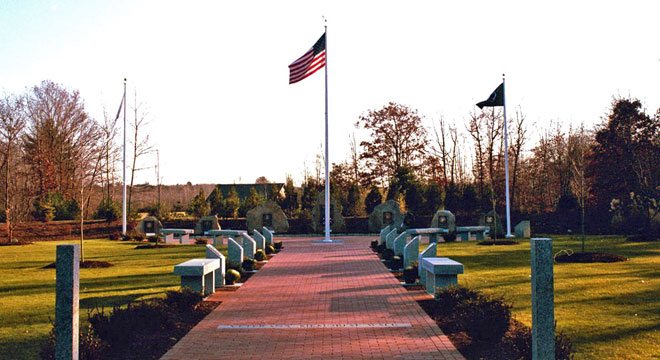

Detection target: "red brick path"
[161, 236, 464, 360]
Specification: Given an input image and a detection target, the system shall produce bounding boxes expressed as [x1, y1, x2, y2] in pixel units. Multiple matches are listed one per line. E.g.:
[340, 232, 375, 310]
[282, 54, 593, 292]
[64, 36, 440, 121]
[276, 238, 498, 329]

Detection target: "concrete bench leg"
[429, 234, 438, 243]
[425, 271, 458, 295]
[203, 271, 215, 296]
[458, 232, 469, 241]
[181, 275, 204, 294]
[179, 234, 190, 244]
[476, 232, 485, 241]
[164, 233, 176, 244]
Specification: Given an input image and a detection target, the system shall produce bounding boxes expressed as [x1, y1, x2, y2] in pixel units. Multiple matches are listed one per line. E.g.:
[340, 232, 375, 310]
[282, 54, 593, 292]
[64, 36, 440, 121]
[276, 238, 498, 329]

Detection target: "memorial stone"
[480, 210, 503, 237]
[385, 228, 398, 250]
[515, 220, 531, 238]
[242, 235, 256, 260]
[311, 192, 345, 233]
[368, 200, 404, 232]
[262, 227, 274, 246]
[227, 238, 244, 267]
[205, 244, 226, 287]
[136, 216, 163, 236]
[195, 215, 220, 235]
[431, 209, 456, 234]
[418, 243, 437, 286]
[246, 200, 289, 233]
[252, 230, 266, 250]
[403, 236, 420, 269]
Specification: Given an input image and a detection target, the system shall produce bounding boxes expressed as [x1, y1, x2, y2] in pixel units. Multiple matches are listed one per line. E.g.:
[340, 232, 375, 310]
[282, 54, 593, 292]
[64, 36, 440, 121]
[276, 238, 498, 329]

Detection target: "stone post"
[531, 238, 555, 360]
[56, 244, 80, 360]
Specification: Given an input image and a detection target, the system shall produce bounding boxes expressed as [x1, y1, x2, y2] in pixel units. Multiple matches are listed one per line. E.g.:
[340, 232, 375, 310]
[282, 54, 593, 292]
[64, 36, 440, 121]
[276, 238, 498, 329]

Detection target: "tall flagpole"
[122, 78, 127, 236]
[502, 74, 513, 238]
[323, 19, 331, 242]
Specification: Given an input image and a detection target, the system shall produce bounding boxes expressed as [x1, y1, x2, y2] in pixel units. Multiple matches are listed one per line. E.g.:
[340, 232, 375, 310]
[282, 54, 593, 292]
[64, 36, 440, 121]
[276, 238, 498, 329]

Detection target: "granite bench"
[173, 258, 220, 296]
[392, 227, 448, 255]
[455, 226, 489, 241]
[206, 229, 248, 246]
[421, 257, 464, 295]
[161, 228, 195, 244]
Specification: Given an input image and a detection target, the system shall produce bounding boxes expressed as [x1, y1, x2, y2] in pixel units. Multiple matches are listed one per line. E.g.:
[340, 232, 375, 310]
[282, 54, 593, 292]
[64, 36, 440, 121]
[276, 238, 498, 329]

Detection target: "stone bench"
[161, 228, 195, 244]
[455, 226, 489, 241]
[392, 228, 448, 255]
[173, 258, 220, 296]
[207, 229, 247, 246]
[421, 257, 464, 295]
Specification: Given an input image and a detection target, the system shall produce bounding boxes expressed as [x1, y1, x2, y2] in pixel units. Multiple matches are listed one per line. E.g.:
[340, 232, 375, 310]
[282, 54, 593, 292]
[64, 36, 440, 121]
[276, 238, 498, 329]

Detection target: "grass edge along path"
[0, 239, 211, 359]
[438, 235, 659, 360]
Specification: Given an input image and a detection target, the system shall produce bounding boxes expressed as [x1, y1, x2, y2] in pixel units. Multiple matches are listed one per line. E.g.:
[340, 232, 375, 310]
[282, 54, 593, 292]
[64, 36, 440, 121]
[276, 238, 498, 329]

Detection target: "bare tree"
[568, 125, 592, 251]
[128, 90, 153, 216]
[509, 108, 528, 212]
[0, 95, 26, 242]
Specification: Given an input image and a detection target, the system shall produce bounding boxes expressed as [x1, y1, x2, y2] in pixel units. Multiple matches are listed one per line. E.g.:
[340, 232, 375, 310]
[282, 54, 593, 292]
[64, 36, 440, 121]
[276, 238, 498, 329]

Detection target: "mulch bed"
[0, 240, 33, 246]
[134, 244, 178, 249]
[477, 240, 519, 246]
[555, 252, 627, 263]
[42, 260, 114, 269]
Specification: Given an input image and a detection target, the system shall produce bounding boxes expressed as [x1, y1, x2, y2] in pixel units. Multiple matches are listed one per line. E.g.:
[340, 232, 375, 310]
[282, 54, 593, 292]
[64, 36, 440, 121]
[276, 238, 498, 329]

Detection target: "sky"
[0, 0, 658, 186]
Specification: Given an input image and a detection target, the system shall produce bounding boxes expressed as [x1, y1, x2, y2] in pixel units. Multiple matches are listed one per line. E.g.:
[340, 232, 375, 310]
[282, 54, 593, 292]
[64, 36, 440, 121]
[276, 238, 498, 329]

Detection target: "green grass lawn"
[0, 240, 213, 359]
[431, 235, 659, 360]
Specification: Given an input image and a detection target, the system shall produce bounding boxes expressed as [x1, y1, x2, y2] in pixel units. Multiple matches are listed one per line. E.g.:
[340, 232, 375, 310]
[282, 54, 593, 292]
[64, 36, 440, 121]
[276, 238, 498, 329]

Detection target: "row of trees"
[0, 81, 152, 241]
[1, 80, 657, 239]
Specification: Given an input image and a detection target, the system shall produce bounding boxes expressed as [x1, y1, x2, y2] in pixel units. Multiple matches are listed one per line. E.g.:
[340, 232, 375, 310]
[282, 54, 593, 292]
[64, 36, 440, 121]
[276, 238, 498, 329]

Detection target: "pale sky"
[1, 0, 658, 186]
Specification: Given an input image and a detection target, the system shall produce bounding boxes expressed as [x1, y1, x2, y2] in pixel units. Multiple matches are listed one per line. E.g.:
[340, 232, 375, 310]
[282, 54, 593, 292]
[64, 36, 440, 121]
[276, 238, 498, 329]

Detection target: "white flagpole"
[122, 78, 127, 236]
[502, 74, 513, 238]
[323, 21, 331, 242]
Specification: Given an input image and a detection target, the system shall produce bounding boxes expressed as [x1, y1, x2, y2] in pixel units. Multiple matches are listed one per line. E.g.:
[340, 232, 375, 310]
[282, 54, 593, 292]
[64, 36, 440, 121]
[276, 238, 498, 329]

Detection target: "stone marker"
[531, 238, 555, 360]
[368, 200, 404, 232]
[56, 244, 80, 360]
[393, 232, 408, 256]
[205, 244, 226, 287]
[246, 200, 289, 233]
[252, 230, 266, 250]
[379, 225, 391, 245]
[311, 192, 345, 233]
[227, 238, 244, 267]
[403, 236, 420, 269]
[430, 209, 456, 235]
[262, 227, 274, 245]
[195, 215, 221, 235]
[242, 235, 256, 260]
[418, 243, 437, 286]
[385, 228, 398, 250]
[136, 216, 162, 236]
[515, 220, 531, 238]
[480, 210, 503, 237]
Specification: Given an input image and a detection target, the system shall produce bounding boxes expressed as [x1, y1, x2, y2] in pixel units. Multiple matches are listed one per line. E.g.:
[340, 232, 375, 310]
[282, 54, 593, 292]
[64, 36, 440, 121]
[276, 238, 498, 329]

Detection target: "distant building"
[206, 183, 285, 202]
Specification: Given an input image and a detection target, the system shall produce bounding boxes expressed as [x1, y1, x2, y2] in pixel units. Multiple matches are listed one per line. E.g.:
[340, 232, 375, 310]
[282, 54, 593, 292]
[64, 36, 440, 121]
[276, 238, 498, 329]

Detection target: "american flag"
[289, 33, 326, 84]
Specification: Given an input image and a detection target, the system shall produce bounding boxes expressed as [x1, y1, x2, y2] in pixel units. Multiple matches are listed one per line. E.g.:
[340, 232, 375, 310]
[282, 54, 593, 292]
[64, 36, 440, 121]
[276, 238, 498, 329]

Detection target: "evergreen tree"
[207, 186, 224, 217]
[364, 186, 383, 214]
[223, 186, 240, 218]
[188, 189, 210, 218]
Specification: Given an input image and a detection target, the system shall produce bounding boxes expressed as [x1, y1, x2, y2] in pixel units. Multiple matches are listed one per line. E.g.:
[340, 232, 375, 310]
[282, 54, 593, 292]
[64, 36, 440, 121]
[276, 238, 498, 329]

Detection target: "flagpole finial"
[124, 78, 127, 83]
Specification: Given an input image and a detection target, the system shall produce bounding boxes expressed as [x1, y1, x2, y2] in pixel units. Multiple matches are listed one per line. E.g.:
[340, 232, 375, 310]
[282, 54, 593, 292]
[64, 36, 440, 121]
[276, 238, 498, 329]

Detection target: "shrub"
[453, 295, 511, 343]
[226, 269, 241, 285]
[403, 266, 418, 284]
[195, 238, 208, 245]
[442, 232, 457, 242]
[433, 286, 482, 318]
[132, 234, 144, 242]
[242, 258, 256, 272]
[108, 232, 120, 240]
[147, 235, 159, 243]
[254, 249, 266, 261]
[390, 256, 403, 270]
[370, 240, 379, 250]
[94, 199, 121, 221]
[121, 234, 131, 241]
[381, 248, 395, 261]
[265, 245, 275, 255]
[274, 241, 283, 250]
[376, 243, 387, 253]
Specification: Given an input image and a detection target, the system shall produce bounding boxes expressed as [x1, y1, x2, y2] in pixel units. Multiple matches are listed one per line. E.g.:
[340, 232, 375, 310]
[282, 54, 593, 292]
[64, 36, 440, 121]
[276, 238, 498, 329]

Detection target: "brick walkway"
[162, 236, 464, 360]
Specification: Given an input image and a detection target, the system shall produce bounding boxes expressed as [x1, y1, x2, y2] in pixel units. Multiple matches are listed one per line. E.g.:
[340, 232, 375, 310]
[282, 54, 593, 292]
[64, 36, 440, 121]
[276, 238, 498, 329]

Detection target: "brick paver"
[162, 236, 464, 360]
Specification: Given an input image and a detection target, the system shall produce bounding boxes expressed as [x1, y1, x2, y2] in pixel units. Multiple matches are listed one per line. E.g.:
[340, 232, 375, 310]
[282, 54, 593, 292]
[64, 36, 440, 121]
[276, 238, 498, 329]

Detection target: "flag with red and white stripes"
[289, 33, 326, 84]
